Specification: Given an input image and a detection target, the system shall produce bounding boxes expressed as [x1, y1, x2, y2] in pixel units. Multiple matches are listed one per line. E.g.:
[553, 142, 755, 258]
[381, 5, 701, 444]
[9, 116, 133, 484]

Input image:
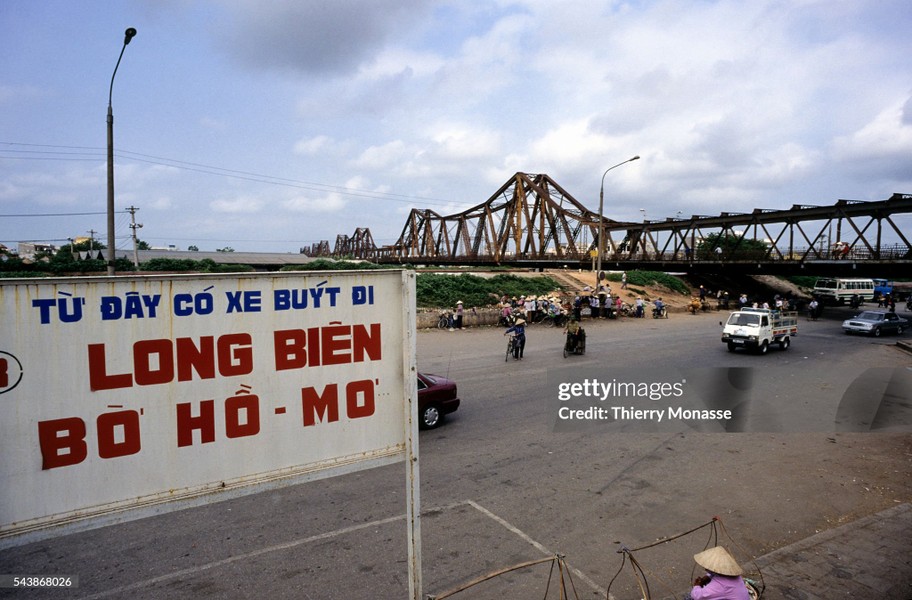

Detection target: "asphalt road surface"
[2, 304, 911, 599]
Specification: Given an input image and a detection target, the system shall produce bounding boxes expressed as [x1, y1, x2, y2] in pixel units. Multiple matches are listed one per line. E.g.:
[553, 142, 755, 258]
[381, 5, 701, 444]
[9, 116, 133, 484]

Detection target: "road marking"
[82, 499, 609, 599]
[463, 499, 609, 598]
[81, 514, 407, 600]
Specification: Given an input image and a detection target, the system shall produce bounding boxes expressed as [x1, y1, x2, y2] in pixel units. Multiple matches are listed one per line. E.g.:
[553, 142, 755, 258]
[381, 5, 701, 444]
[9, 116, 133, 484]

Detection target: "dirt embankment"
[547, 270, 812, 312]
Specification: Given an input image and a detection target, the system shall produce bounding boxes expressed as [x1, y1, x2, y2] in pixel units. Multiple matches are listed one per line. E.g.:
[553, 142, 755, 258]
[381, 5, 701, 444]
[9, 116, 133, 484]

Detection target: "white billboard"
[0, 270, 418, 547]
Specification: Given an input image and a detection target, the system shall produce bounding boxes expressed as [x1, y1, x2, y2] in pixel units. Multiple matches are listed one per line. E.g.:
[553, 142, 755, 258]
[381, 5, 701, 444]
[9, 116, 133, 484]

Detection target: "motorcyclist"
[652, 297, 666, 318]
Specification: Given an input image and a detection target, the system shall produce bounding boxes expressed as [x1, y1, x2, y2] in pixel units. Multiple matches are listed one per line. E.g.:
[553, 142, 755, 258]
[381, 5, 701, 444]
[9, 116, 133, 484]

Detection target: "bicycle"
[437, 311, 452, 329]
[505, 334, 518, 362]
[539, 312, 567, 327]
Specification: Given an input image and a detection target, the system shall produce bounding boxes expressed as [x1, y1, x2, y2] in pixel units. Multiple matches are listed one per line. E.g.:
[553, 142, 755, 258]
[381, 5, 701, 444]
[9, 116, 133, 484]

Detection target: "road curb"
[753, 503, 912, 599]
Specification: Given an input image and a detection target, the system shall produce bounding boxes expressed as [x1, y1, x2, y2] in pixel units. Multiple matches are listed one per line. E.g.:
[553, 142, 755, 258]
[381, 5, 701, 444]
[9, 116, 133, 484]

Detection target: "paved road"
[1, 305, 910, 599]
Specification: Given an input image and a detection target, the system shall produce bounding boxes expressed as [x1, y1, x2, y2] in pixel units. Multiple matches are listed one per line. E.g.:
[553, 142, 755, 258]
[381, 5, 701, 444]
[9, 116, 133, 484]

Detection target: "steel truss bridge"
[305, 173, 912, 277]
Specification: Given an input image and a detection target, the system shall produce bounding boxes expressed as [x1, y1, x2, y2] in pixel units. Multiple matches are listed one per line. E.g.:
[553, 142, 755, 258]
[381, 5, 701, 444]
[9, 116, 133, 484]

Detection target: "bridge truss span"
[305, 175, 910, 275]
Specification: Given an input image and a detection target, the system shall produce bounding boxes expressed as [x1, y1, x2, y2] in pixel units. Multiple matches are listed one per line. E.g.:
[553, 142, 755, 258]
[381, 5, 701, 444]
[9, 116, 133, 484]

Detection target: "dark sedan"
[842, 311, 908, 337]
[417, 372, 460, 429]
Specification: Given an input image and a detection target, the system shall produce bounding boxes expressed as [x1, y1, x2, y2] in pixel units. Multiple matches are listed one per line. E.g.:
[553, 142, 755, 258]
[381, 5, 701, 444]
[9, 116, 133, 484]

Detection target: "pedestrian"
[503, 318, 526, 360]
[589, 293, 600, 319]
[454, 300, 464, 330]
[808, 298, 819, 320]
[699, 285, 707, 302]
[621, 271, 628, 289]
[684, 546, 750, 600]
[635, 296, 644, 318]
[572, 294, 583, 321]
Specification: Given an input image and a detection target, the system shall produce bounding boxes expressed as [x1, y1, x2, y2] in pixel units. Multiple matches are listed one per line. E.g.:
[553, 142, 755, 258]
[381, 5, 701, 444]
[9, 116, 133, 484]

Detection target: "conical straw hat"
[693, 546, 743, 576]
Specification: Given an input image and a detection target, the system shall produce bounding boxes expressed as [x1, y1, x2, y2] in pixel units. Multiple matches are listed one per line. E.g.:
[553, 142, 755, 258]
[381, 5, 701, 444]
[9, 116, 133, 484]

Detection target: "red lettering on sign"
[88, 344, 133, 391]
[346, 379, 375, 419]
[88, 334, 254, 391]
[302, 378, 376, 426]
[302, 384, 340, 426]
[176, 400, 216, 447]
[352, 324, 382, 362]
[218, 333, 254, 377]
[274, 329, 307, 370]
[274, 323, 382, 371]
[176, 336, 215, 381]
[134, 339, 174, 386]
[97, 410, 142, 458]
[225, 393, 260, 438]
[321, 323, 350, 365]
[38, 418, 88, 469]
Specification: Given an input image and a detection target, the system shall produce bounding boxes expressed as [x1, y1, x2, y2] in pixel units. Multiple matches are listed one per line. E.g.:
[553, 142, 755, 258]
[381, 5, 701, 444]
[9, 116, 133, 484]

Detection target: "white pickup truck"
[721, 308, 798, 354]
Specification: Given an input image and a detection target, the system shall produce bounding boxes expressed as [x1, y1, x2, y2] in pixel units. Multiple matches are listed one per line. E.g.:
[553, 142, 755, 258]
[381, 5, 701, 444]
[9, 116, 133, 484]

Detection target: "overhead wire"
[0, 141, 465, 209]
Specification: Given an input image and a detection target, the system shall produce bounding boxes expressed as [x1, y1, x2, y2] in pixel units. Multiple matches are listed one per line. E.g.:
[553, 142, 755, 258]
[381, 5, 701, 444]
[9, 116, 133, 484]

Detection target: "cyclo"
[563, 319, 586, 357]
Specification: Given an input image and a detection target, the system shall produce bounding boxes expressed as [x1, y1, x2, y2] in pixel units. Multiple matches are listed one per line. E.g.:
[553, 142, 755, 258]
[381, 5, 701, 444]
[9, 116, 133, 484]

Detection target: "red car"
[417, 372, 460, 429]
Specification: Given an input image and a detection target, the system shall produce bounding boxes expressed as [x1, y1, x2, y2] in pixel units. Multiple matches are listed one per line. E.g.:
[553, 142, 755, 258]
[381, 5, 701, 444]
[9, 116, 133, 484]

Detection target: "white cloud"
[210, 196, 266, 213]
[293, 135, 333, 156]
[832, 97, 912, 161]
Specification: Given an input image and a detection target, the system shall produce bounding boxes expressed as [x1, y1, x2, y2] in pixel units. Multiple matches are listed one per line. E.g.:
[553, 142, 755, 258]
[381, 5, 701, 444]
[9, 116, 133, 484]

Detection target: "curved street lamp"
[107, 27, 137, 275]
[596, 155, 640, 289]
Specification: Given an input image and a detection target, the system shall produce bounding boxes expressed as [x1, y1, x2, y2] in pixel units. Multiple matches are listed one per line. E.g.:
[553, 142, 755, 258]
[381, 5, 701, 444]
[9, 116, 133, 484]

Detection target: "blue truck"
[872, 279, 912, 302]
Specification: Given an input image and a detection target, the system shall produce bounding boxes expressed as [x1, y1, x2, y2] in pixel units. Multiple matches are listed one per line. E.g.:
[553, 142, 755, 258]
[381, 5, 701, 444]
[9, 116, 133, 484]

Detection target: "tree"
[188, 245, 199, 252]
[137, 240, 151, 250]
[696, 233, 768, 260]
[217, 246, 235, 253]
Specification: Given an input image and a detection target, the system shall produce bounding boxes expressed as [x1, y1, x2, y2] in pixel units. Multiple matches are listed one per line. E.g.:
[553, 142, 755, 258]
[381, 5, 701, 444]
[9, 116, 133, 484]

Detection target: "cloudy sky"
[2, 0, 911, 253]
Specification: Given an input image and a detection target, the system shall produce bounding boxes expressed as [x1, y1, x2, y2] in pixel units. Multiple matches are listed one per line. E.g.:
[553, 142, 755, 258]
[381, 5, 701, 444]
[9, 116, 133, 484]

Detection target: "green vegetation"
[416, 273, 560, 308]
[141, 258, 254, 273]
[695, 233, 768, 260]
[604, 270, 690, 295]
[0, 251, 255, 277]
[783, 275, 820, 289]
[280, 259, 388, 271]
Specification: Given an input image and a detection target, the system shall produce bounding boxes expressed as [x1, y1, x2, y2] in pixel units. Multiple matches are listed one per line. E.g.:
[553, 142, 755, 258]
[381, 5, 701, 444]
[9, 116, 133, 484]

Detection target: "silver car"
[842, 311, 908, 336]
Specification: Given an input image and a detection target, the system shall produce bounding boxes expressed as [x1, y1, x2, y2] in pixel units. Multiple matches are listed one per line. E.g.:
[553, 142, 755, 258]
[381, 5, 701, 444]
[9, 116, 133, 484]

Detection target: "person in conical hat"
[685, 546, 750, 600]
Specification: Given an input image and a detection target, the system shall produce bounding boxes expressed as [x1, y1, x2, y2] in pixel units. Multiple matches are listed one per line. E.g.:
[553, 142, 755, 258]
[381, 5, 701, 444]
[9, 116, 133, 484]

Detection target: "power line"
[0, 141, 466, 209]
[0, 211, 123, 217]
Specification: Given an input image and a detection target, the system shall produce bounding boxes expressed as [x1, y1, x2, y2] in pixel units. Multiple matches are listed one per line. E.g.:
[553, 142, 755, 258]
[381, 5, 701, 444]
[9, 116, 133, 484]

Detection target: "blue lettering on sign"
[174, 287, 215, 317]
[226, 290, 262, 313]
[100, 292, 161, 321]
[31, 292, 86, 324]
[352, 285, 374, 305]
[273, 281, 342, 311]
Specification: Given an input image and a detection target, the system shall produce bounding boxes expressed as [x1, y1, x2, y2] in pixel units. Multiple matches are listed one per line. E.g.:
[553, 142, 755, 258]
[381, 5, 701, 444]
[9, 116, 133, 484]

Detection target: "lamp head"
[124, 28, 137, 45]
[631, 155, 640, 161]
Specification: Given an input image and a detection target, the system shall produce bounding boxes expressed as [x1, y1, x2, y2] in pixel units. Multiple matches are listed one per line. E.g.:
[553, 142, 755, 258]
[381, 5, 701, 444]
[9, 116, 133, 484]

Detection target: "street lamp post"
[596, 155, 640, 289]
[107, 27, 137, 275]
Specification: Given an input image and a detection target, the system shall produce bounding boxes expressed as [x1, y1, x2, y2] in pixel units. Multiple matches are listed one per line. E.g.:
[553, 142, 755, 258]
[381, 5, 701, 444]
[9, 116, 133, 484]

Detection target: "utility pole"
[128, 205, 143, 268]
[87, 229, 97, 254]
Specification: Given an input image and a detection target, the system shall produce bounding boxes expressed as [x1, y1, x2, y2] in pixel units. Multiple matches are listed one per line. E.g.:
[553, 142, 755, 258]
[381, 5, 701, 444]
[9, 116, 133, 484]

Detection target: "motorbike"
[652, 305, 668, 319]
